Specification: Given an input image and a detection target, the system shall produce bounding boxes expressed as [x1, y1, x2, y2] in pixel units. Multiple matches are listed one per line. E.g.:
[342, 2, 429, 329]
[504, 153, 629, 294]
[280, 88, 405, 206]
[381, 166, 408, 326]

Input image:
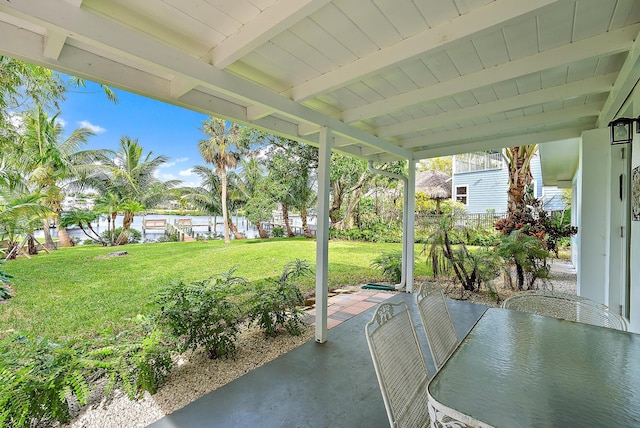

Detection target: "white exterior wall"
[630, 94, 640, 333]
[577, 128, 611, 304]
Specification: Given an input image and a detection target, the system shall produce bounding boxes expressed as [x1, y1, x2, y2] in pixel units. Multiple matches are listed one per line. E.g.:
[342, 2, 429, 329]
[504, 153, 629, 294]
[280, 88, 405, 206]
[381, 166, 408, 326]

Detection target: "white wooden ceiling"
[1, 0, 639, 177]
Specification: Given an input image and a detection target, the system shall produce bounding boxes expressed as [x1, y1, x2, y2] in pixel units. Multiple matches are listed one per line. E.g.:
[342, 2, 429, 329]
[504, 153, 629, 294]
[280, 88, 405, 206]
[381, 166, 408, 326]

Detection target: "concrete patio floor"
[148, 291, 488, 428]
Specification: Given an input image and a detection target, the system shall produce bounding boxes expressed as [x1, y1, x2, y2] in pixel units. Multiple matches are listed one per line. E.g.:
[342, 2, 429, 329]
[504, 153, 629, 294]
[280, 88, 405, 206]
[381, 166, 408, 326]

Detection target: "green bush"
[101, 227, 142, 244]
[155, 270, 245, 359]
[85, 317, 173, 399]
[248, 260, 311, 337]
[370, 250, 403, 284]
[0, 335, 91, 427]
[271, 226, 285, 238]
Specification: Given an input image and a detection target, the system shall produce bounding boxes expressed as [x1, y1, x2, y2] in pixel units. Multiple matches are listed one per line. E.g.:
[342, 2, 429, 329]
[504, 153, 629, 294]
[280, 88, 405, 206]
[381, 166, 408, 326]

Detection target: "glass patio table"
[427, 308, 640, 427]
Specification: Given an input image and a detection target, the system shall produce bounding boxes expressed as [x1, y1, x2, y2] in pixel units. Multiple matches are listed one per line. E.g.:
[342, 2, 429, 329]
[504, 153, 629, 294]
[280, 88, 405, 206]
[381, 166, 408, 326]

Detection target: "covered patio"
[2, 1, 640, 425]
[147, 293, 487, 428]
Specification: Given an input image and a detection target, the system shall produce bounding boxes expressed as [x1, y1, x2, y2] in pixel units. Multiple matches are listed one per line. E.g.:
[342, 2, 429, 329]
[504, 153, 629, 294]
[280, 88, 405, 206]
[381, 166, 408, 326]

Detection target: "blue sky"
[57, 80, 210, 187]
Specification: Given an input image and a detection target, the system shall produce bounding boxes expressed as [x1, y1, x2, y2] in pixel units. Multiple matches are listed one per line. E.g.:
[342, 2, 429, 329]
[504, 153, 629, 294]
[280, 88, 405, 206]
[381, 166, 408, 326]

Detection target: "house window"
[455, 185, 468, 204]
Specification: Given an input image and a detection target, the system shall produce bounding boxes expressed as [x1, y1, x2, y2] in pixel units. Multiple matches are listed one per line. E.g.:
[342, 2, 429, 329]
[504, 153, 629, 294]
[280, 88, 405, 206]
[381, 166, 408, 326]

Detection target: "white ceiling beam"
[298, 123, 320, 136]
[211, 0, 331, 69]
[42, 29, 66, 60]
[246, 104, 274, 121]
[290, 0, 560, 102]
[0, 0, 411, 160]
[169, 76, 198, 99]
[597, 27, 640, 126]
[378, 73, 616, 137]
[401, 103, 601, 149]
[412, 128, 587, 160]
[343, 25, 639, 123]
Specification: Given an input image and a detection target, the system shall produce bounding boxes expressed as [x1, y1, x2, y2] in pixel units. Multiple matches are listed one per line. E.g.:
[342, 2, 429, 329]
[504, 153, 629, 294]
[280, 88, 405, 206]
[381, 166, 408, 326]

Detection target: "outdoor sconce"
[608, 117, 637, 145]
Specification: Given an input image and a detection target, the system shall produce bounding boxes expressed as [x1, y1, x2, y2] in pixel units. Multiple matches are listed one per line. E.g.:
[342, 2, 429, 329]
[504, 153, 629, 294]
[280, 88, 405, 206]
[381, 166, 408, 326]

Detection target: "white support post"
[406, 160, 416, 292]
[315, 127, 332, 343]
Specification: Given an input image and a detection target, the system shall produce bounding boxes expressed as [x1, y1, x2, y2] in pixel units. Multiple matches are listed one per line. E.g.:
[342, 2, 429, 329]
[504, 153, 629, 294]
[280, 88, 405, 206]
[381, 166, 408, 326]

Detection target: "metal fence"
[416, 212, 508, 229]
[417, 210, 567, 229]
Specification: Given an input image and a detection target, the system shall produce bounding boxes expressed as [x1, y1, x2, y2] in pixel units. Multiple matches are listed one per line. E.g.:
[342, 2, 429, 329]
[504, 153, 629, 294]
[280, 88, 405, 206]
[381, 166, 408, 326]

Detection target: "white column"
[315, 127, 332, 343]
[406, 160, 416, 292]
[577, 128, 611, 303]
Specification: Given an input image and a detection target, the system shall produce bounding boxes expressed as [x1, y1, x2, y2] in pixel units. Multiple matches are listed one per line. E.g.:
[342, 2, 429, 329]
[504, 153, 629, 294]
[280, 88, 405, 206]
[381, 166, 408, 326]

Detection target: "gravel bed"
[61, 324, 314, 428]
[61, 259, 576, 428]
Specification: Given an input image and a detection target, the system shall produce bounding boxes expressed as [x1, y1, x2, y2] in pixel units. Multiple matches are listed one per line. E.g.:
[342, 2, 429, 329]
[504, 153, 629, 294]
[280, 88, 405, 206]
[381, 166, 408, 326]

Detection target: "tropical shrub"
[495, 229, 550, 290]
[370, 250, 403, 284]
[0, 335, 91, 427]
[155, 270, 245, 359]
[86, 316, 174, 399]
[271, 226, 285, 238]
[247, 260, 310, 337]
[0, 260, 12, 300]
[102, 227, 142, 244]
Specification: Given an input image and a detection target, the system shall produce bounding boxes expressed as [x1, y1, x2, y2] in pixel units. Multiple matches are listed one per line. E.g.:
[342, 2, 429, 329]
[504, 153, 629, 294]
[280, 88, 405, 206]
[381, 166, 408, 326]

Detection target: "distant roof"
[416, 170, 452, 200]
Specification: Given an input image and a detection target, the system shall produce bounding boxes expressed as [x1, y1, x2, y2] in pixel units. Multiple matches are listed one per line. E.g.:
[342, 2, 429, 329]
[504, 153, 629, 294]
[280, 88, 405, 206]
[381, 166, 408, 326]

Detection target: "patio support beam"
[406, 160, 416, 293]
[315, 127, 332, 343]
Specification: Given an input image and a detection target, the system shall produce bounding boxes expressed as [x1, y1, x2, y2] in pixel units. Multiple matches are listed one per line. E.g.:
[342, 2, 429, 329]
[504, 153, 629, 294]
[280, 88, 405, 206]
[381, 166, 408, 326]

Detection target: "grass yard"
[0, 238, 430, 340]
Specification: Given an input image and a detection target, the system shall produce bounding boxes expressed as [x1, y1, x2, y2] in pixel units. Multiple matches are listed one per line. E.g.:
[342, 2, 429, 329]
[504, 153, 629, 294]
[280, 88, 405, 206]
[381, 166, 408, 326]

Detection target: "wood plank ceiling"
[0, 0, 639, 166]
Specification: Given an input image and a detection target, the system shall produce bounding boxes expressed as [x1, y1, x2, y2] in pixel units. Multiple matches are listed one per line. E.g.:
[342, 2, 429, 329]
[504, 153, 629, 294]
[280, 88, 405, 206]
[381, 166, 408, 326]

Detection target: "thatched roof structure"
[416, 170, 452, 200]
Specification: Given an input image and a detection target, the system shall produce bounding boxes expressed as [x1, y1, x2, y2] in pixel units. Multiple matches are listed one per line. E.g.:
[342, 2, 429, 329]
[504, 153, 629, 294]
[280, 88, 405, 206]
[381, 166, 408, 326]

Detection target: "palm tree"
[503, 145, 538, 218]
[90, 137, 180, 245]
[239, 157, 274, 239]
[16, 106, 95, 248]
[198, 118, 243, 244]
[180, 164, 223, 222]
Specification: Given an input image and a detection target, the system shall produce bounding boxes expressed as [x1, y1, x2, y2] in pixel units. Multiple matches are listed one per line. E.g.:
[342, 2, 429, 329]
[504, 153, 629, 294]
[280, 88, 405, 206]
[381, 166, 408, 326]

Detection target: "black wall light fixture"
[608, 117, 637, 145]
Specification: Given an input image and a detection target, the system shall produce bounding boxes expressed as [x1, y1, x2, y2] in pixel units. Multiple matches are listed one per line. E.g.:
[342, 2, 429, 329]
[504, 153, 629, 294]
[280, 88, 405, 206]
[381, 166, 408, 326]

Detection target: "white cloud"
[161, 173, 176, 180]
[55, 118, 67, 128]
[179, 168, 194, 177]
[181, 180, 201, 188]
[78, 120, 106, 134]
[160, 158, 189, 169]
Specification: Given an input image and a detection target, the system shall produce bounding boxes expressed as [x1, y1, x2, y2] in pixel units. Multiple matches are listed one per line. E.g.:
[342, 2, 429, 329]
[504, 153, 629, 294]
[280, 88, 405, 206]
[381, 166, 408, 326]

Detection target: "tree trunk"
[329, 182, 344, 226]
[282, 204, 295, 237]
[55, 214, 74, 248]
[300, 206, 313, 238]
[256, 222, 269, 239]
[221, 170, 231, 244]
[227, 215, 244, 240]
[116, 211, 134, 245]
[27, 235, 38, 255]
[41, 218, 56, 250]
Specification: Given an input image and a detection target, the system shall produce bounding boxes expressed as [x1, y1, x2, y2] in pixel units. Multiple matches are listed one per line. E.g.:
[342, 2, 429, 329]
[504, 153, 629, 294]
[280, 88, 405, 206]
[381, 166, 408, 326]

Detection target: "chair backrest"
[502, 290, 627, 331]
[416, 282, 458, 370]
[365, 302, 430, 428]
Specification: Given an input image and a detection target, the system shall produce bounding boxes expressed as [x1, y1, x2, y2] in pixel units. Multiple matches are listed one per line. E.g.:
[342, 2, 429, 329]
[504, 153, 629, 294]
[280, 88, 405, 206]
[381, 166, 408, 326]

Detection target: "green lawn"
[0, 239, 431, 340]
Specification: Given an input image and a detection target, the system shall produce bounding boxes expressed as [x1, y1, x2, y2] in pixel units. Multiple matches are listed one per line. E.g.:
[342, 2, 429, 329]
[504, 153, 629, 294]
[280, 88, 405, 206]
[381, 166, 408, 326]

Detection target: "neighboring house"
[452, 151, 566, 214]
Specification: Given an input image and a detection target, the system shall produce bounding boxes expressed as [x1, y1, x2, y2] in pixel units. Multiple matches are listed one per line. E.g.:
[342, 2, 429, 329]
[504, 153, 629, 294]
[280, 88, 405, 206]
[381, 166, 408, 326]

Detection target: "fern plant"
[155, 270, 245, 359]
[0, 334, 91, 427]
[370, 250, 403, 284]
[85, 316, 174, 400]
[248, 259, 310, 337]
[0, 259, 12, 300]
